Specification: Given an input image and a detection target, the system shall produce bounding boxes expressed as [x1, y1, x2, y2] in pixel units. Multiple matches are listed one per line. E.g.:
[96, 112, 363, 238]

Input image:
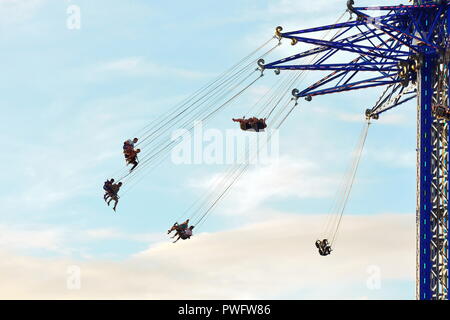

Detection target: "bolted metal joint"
[365, 109, 379, 120]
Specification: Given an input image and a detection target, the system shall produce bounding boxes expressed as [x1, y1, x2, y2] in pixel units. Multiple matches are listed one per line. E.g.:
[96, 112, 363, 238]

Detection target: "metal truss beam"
[367, 82, 417, 118]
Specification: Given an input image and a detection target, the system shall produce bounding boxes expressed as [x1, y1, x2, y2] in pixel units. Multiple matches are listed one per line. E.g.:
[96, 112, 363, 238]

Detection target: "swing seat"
[246, 129, 266, 132]
[315, 239, 332, 256]
[239, 120, 267, 132]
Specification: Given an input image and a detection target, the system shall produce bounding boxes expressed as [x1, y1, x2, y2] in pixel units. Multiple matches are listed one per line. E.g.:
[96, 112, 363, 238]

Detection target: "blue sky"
[0, 0, 417, 299]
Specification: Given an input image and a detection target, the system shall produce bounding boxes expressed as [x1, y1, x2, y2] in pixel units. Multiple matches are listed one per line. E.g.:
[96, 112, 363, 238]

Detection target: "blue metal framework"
[261, 0, 449, 300]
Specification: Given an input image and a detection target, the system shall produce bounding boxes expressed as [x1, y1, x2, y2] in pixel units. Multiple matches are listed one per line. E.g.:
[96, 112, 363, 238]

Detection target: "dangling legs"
[173, 235, 181, 243]
[171, 230, 181, 239]
[130, 159, 139, 171]
[168, 223, 178, 234]
[108, 195, 119, 211]
[113, 199, 118, 211]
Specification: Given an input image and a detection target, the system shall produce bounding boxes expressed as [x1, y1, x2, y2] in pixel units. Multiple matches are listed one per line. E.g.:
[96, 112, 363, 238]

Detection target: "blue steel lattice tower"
[261, 0, 449, 299]
[415, 0, 449, 301]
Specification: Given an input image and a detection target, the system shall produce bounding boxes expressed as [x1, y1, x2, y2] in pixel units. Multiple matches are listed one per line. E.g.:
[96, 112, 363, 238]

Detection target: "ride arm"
[365, 82, 417, 119]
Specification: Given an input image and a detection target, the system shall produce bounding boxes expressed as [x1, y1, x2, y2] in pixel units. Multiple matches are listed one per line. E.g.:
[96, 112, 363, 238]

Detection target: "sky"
[0, 0, 418, 299]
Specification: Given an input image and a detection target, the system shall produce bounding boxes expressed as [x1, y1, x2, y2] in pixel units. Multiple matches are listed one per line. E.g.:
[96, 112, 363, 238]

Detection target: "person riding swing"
[168, 219, 189, 235]
[315, 239, 332, 256]
[105, 182, 122, 212]
[123, 138, 138, 153]
[167, 219, 194, 243]
[125, 148, 141, 171]
[103, 178, 115, 202]
[173, 226, 194, 243]
[232, 117, 251, 130]
[232, 117, 267, 132]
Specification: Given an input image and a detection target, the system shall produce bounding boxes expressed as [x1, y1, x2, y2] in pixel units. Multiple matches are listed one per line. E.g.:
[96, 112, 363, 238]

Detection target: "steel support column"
[418, 52, 450, 300]
[418, 54, 433, 300]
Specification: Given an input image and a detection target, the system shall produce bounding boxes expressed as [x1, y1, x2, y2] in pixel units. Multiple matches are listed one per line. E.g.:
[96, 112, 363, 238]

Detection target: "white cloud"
[266, 0, 343, 16]
[0, 213, 415, 299]
[0, 94, 144, 213]
[84, 228, 165, 243]
[0, 0, 45, 25]
[84, 228, 124, 240]
[376, 112, 412, 126]
[100, 57, 142, 72]
[337, 111, 412, 126]
[94, 57, 215, 80]
[0, 137, 108, 212]
[190, 156, 340, 216]
[311, 104, 414, 126]
[0, 224, 66, 253]
[337, 112, 366, 123]
[368, 148, 416, 168]
[0, 222, 169, 259]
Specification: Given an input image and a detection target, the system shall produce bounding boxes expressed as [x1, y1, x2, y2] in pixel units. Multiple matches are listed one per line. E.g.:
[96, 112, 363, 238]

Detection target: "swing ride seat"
[315, 239, 332, 256]
[237, 119, 267, 132]
[180, 232, 192, 240]
[245, 127, 266, 133]
[180, 227, 194, 240]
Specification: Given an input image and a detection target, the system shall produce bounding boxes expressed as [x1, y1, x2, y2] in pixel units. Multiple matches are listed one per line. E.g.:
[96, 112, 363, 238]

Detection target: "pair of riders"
[123, 138, 140, 172]
[232, 117, 267, 132]
[101, 138, 140, 211]
[167, 219, 195, 243]
[103, 179, 122, 211]
[315, 239, 332, 256]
